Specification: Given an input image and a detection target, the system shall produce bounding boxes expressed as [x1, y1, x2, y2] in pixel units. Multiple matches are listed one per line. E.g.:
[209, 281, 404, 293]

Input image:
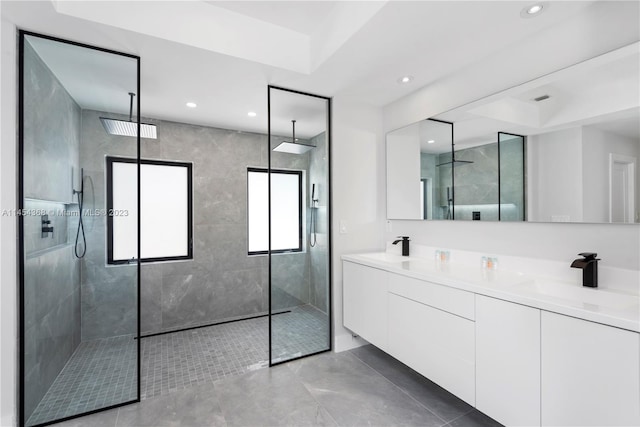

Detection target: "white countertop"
[342, 252, 640, 333]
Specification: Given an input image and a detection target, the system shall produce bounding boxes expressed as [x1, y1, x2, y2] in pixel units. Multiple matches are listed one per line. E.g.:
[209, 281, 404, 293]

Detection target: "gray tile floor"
[142, 304, 330, 399]
[27, 335, 137, 426]
[55, 345, 503, 427]
[31, 305, 329, 425]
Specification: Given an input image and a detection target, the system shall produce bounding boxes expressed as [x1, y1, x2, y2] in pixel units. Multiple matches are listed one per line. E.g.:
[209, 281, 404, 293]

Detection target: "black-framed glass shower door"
[498, 132, 526, 221]
[267, 86, 332, 365]
[19, 31, 141, 427]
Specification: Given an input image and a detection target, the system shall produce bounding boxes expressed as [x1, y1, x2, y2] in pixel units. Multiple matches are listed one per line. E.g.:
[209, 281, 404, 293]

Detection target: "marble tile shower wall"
[421, 153, 443, 219]
[308, 132, 329, 314]
[270, 135, 312, 312]
[80, 111, 312, 336]
[79, 110, 139, 340]
[23, 40, 80, 204]
[24, 247, 81, 420]
[452, 142, 524, 221]
[22, 40, 82, 419]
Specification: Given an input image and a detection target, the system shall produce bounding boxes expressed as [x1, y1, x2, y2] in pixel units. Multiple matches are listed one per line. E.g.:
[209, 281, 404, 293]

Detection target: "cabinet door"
[388, 293, 475, 405]
[541, 311, 640, 426]
[476, 295, 540, 426]
[342, 261, 388, 350]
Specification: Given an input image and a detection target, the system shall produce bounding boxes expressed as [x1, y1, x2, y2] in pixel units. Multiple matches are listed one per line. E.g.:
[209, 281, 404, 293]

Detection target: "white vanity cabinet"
[541, 311, 640, 426]
[342, 261, 389, 351]
[342, 257, 640, 427]
[475, 295, 541, 426]
[387, 273, 476, 404]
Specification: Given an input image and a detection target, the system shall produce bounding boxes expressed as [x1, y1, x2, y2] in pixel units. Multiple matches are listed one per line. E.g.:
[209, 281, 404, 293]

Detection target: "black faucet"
[392, 236, 410, 256]
[570, 252, 600, 288]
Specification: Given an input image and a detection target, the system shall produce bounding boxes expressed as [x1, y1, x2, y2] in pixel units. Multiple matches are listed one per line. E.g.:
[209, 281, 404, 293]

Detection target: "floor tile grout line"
[442, 406, 477, 426]
[348, 350, 449, 426]
[283, 362, 341, 427]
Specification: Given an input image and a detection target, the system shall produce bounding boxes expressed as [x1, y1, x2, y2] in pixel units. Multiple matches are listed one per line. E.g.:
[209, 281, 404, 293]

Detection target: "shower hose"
[74, 176, 86, 259]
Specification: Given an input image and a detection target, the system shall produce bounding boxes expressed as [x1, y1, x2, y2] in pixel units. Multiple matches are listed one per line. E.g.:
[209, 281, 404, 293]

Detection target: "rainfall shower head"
[100, 92, 157, 139]
[273, 120, 315, 154]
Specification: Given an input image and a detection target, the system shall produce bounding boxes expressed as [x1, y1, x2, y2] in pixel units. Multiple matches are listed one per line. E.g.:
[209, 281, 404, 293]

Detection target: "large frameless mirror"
[267, 86, 332, 365]
[20, 32, 140, 426]
[387, 42, 639, 224]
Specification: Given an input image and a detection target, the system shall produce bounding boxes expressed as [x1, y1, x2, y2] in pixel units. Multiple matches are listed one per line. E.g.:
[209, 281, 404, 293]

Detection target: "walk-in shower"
[19, 32, 140, 427]
[20, 31, 331, 427]
[268, 86, 332, 365]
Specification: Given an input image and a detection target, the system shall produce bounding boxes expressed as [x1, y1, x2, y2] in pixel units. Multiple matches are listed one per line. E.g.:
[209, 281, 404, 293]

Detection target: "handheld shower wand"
[311, 184, 319, 207]
[73, 168, 86, 258]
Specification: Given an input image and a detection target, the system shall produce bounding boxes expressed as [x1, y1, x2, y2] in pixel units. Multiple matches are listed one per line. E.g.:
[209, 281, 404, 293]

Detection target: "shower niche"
[267, 86, 332, 365]
[19, 32, 140, 426]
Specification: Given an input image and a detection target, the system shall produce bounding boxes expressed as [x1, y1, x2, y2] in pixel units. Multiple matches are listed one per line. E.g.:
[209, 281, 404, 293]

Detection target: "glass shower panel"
[498, 132, 526, 221]
[268, 87, 331, 365]
[21, 33, 139, 426]
[421, 119, 453, 220]
[453, 137, 499, 221]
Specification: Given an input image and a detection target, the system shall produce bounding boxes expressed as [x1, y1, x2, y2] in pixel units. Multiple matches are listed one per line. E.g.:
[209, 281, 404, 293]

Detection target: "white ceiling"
[3, 0, 639, 138]
[26, 35, 137, 116]
[209, 1, 339, 36]
[435, 43, 640, 148]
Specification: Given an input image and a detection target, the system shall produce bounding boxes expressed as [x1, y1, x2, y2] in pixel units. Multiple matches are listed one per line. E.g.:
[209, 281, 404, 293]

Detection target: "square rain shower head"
[100, 117, 157, 139]
[273, 141, 315, 154]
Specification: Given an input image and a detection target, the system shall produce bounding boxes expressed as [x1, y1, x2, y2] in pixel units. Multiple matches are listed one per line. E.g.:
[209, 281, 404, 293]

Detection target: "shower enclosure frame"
[267, 85, 333, 367]
[497, 131, 527, 221]
[17, 30, 142, 427]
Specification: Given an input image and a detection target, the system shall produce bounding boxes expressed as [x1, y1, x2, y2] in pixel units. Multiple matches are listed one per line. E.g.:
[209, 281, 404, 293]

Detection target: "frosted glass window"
[248, 168, 302, 254]
[107, 157, 192, 264]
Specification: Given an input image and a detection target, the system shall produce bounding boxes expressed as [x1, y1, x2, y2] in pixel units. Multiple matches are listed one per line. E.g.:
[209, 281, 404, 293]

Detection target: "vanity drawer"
[388, 273, 475, 320]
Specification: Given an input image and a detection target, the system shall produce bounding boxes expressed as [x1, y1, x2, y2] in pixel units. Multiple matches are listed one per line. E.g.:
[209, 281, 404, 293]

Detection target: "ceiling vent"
[533, 94, 550, 102]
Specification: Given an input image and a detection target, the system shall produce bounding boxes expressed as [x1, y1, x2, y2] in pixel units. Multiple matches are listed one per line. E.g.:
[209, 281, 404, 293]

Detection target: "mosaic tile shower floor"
[26, 335, 137, 426]
[27, 304, 329, 426]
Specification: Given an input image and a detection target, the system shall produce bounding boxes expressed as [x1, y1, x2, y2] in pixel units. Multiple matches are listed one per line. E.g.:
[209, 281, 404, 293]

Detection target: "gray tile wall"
[270, 135, 312, 312]
[22, 40, 81, 419]
[447, 142, 524, 221]
[80, 111, 311, 335]
[79, 110, 139, 340]
[499, 137, 525, 221]
[308, 132, 329, 314]
[24, 246, 81, 421]
[421, 153, 444, 220]
[23, 40, 80, 203]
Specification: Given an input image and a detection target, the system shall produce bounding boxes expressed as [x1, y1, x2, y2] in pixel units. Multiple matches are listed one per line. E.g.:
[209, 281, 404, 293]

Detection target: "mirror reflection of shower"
[310, 183, 318, 247]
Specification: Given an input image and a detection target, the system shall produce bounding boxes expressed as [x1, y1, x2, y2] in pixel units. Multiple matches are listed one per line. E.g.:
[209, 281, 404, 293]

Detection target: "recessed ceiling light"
[247, 111, 257, 117]
[186, 102, 197, 108]
[528, 4, 543, 14]
[521, 3, 547, 18]
[427, 140, 435, 144]
[398, 75, 414, 84]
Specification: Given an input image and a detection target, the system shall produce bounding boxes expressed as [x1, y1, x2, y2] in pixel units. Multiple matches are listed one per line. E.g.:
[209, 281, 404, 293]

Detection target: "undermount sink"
[357, 252, 414, 263]
[514, 280, 639, 311]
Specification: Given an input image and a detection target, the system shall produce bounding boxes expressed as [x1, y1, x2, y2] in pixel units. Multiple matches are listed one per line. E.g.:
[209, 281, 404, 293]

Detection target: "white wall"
[528, 128, 584, 222]
[386, 124, 421, 220]
[331, 96, 386, 352]
[0, 14, 17, 427]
